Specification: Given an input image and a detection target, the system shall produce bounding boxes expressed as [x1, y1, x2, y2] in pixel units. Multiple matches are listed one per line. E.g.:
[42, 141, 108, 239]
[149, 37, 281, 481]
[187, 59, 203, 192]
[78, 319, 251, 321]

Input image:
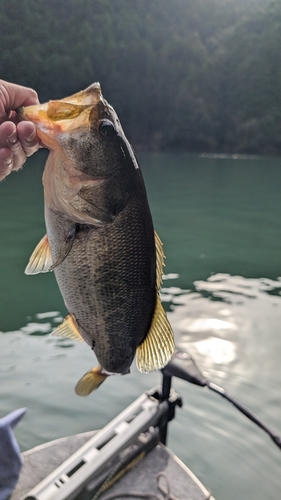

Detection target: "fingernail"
[25, 130, 36, 143]
[7, 132, 17, 145]
[4, 156, 13, 169]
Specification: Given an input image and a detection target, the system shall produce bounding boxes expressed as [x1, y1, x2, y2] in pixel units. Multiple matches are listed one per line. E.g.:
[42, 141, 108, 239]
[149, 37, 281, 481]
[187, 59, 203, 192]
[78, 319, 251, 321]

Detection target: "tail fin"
[75, 365, 108, 396]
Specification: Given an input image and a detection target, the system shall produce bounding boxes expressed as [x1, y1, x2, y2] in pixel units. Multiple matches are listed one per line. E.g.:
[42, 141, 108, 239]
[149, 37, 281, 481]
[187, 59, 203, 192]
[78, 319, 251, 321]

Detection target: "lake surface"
[1, 151, 281, 499]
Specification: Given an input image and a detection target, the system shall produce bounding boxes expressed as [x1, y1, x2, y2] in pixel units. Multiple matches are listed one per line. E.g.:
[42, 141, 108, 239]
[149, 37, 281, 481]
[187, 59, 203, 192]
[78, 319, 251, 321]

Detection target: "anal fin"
[136, 295, 175, 373]
[51, 314, 84, 342]
[25, 234, 53, 275]
[75, 366, 108, 396]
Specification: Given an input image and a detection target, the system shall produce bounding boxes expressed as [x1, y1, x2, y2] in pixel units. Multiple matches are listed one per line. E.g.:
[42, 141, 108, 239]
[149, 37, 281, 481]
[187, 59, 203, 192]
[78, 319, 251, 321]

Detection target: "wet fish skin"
[19, 83, 174, 394]
[45, 173, 156, 374]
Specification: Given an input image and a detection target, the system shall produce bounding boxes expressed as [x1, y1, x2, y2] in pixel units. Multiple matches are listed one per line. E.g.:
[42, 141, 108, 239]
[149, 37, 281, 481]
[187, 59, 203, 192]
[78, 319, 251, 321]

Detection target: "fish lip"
[16, 106, 25, 120]
[17, 102, 49, 123]
[16, 82, 102, 124]
[17, 102, 68, 150]
[16, 83, 113, 151]
[16, 99, 95, 149]
[17, 103, 53, 136]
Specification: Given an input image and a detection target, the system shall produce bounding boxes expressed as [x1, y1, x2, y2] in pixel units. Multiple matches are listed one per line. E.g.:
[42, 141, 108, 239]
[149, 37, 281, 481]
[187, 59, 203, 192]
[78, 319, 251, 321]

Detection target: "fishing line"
[162, 349, 281, 451]
[207, 381, 281, 449]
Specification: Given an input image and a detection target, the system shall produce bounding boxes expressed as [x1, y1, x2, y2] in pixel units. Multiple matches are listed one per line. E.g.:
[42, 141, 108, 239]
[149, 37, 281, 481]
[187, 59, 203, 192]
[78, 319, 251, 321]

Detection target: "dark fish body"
[45, 161, 156, 373]
[19, 84, 174, 394]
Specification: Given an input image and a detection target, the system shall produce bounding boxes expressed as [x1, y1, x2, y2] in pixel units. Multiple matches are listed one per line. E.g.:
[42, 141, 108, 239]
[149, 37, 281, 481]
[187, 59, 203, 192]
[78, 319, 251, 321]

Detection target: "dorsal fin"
[51, 314, 84, 342]
[25, 234, 53, 275]
[136, 294, 175, 373]
[154, 231, 165, 290]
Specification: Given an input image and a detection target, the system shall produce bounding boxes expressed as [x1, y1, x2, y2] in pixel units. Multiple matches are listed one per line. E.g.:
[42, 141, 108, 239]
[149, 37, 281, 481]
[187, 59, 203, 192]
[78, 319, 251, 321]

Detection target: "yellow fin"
[25, 234, 53, 275]
[154, 231, 165, 289]
[51, 314, 84, 342]
[136, 295, 175, 373]
[75, 366, 108, 396]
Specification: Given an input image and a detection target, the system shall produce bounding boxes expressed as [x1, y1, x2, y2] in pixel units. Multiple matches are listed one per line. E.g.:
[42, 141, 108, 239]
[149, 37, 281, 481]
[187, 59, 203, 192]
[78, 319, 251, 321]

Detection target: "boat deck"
[11, 431, 215, 500]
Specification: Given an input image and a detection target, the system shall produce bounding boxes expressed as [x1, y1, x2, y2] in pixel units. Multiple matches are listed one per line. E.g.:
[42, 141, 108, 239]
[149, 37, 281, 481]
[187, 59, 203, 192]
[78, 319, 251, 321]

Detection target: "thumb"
[0, 80, 39, 121]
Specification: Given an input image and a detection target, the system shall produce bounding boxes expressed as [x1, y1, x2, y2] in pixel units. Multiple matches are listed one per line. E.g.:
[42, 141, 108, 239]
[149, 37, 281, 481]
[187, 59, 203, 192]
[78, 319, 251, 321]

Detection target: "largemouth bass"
[18, 83, 174, 395]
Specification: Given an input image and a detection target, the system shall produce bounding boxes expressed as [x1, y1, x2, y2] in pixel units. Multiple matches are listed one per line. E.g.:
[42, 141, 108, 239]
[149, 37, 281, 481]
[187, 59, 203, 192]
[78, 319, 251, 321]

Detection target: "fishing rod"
[160, 348, 281, 450]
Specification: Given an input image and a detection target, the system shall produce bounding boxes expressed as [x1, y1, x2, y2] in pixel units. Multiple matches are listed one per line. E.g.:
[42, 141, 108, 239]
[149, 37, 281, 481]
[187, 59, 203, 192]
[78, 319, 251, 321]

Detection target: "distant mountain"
[1, 0, 280, 153]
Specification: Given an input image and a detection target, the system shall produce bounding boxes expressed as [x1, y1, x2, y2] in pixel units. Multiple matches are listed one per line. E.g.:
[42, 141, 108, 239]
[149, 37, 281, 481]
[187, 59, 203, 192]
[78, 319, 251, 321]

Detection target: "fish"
[18, 83, 174, 395]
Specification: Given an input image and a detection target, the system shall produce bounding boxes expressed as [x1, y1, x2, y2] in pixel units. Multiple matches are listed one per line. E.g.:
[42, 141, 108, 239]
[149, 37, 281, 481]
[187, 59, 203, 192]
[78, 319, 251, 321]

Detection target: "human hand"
[0, 80, 40, 181]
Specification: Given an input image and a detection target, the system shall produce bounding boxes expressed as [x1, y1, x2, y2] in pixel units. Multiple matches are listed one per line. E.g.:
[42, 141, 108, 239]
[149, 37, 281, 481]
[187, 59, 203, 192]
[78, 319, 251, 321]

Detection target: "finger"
[0, 121, 16, 147]
[0, 148, 13, 181]
[5, 128, 27, 171]
[17, 122, 40, 157]
[0, 121, 40, 174]
[0, 80, 39, 122]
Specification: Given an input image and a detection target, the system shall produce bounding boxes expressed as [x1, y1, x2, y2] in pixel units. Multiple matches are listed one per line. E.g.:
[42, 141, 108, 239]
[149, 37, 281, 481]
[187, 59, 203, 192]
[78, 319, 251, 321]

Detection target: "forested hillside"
[1, 0, 280, 154]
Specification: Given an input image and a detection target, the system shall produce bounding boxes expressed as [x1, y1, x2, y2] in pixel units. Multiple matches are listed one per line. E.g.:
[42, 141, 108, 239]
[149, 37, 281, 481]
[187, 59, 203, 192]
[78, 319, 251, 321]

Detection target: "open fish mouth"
[17, 83, 106, 148]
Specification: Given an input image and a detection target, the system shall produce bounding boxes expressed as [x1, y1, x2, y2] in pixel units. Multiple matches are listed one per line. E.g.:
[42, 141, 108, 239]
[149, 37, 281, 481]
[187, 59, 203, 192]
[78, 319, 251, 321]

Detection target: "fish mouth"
[17, 83, 105, 149]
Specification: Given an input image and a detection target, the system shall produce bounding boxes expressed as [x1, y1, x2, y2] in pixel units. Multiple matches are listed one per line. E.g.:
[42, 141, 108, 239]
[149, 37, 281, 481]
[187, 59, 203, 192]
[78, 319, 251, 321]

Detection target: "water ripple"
[161, 273, 281, 381]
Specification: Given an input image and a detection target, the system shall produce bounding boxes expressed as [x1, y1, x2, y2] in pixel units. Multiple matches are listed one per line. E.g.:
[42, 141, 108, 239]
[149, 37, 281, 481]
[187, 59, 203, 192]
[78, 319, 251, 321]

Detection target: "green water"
[1, 151, 281, 499]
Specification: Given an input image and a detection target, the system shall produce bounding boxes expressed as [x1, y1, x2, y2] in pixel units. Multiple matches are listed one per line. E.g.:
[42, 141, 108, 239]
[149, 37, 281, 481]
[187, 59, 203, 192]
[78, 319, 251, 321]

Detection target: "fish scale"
[50, 205, 156, 372]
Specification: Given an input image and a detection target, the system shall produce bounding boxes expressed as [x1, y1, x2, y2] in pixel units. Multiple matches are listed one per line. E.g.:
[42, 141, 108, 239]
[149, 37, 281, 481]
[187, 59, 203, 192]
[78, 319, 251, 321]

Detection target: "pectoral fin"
[49, 225, 77, 271]
[136, 294, 175, 373]
[25, 226, 77, 275]
[51, 314, 84, 342]
[75, 366, 108, 396]
[25, 234, 53, 275]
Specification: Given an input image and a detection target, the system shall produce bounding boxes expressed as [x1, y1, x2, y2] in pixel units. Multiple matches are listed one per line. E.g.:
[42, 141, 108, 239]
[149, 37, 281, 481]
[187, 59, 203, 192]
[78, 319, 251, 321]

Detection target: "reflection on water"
[162, 274, 281, 390]
[195, 336, 235, 364]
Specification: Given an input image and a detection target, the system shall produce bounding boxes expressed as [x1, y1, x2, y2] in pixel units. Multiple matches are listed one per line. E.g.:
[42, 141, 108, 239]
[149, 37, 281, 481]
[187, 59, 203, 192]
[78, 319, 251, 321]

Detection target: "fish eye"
[98, 120, 116, 139]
